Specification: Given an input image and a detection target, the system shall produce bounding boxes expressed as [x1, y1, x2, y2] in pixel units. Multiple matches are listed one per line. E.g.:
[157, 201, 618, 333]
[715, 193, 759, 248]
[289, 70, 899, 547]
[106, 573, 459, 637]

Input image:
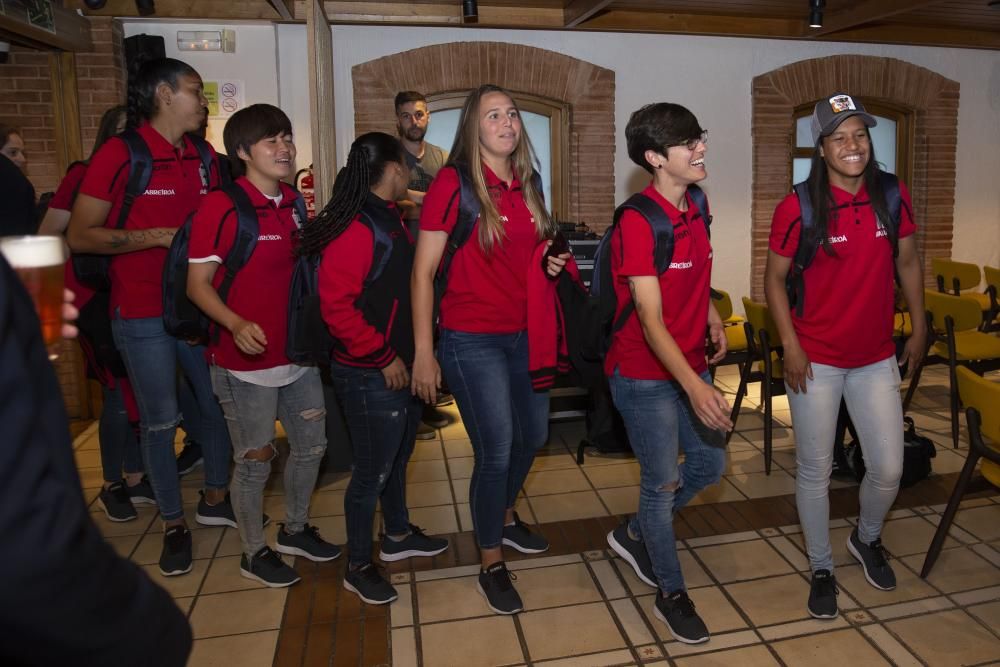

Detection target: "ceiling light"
[809, 0, 825, 28]
[463, 0, 478, 23]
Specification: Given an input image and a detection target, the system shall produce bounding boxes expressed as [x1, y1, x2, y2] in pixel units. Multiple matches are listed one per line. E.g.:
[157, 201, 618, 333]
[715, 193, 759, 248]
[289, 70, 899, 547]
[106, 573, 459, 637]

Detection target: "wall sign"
[205, 79, 245, 119]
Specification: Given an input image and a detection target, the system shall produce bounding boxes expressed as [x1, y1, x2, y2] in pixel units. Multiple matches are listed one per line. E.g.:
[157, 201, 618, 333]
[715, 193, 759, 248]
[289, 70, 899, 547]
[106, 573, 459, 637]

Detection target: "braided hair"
[126, 57, 198, 129]
[296, 132, 405, 257]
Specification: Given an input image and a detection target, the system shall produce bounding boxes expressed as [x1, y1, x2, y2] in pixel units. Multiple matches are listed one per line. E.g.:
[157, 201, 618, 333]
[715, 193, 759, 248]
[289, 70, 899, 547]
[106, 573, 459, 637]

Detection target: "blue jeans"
[438, 329, 550, 549]
[331, 363, 421, 566]
[211, 366, 327, 559]
[99, 384, 143, 484]
[786, 355, 904, 573]
[609, 369, 726, 593]
[111, 315, 230, 521]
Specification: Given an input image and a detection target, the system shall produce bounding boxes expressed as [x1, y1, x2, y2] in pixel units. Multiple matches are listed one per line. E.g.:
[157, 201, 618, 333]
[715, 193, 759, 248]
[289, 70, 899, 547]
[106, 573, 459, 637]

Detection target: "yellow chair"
[903, 290, 1000, 449]
[709, 289, 749, 445]
[984, 265, 1000, 332]
[920, 367, 1000, 578]
[733, 297, 785, 474]
[932, 257, 992, 317]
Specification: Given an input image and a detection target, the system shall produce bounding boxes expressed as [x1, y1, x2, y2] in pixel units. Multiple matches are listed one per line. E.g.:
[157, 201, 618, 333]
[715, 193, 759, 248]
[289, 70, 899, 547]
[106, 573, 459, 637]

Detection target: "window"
[791, 100, 913, 187]
[425, 92, 570, 220]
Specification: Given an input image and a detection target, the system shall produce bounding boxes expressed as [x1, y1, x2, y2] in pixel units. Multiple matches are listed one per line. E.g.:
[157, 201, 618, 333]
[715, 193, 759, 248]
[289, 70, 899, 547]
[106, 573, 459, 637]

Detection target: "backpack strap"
[291, 191, 308, 228]
[116, 129, 154, 230]
[878, 171, 902, 258]
[357, 209, 394, 288]
[687, 183, 713, 238]
[215, 183, 259, 308]
[187, 133, 218, 190]
[787, 181, 820, 317]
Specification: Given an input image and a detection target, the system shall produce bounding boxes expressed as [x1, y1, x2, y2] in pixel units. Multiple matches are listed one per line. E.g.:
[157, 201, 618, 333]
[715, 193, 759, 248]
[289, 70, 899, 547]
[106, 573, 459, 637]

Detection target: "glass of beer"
[0, 235, 67, 360]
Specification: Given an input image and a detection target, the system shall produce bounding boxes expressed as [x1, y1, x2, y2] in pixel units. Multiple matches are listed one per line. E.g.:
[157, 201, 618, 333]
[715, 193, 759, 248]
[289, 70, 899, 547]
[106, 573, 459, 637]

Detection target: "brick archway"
[352, 42, 615, 226]
[750, 56, 959, 299]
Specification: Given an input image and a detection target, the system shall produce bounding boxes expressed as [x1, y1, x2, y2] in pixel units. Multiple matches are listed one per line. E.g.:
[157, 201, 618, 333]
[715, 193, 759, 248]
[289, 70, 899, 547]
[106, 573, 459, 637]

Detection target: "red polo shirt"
[51, 163, 97, 308]
[604, 184, 713, 381]
[419, 164, 540, 333]
[188, 177, 300, 371]
[769, 180, 916, 368]
[79, 123, 218, 319]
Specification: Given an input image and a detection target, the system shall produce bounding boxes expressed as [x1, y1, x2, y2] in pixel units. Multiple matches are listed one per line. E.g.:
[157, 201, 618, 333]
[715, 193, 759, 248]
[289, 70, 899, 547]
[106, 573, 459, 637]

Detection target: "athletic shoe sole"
[177, 458, 204, 476]
[501, 536, 549, 555]
[476, 581, 523, 615]
[414, 431, 437, 440]
[607, 530, 657, 587]
[846, 537, 896, 591]
[422, 418, 450, 428]
[159, 562, 193, 577]
[195, 513, 237, 529]
[435, 395, 455, 407]
[808, 607, 840, 620]
[97, 497, 137, 523]
[343, 578, 398, 605]
[653, 604, 710, 644]
[239, 567, 300, 588]
[378, 544, 448, 562]
[275, 543, 341, 562]
[127, 495, 158, 506]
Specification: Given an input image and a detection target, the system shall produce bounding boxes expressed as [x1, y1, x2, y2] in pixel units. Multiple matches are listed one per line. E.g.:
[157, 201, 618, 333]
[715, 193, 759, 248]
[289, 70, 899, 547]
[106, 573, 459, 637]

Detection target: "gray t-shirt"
[405, 142, 448, 194]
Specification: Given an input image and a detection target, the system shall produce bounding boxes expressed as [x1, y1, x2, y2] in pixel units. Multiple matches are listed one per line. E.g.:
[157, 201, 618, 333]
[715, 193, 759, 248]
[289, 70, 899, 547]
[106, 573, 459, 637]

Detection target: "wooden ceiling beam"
[563, 0, 614, 28]
[318, 2, 563, 27]
[267, 0, 296, 21]
[73, 0, 281, 20]
[577, 10, 803, 38]
[827, 22, 1000, 50]
[807, 0, 945, 37]
[0, 0, 92, 51]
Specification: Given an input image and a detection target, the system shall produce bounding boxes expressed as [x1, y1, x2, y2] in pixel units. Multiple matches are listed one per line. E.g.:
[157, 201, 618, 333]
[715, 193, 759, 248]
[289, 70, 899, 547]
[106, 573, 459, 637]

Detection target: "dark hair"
[806, 130, 896, 257]
[0, 124, 20, 147]
[126, 57, 199, 128]
[91, 105, 127, 158]
[394, 91, 427, 112]
[223, 104, 293, 178]
[625, 103, 704, 173]
[296, 132, 405, 257]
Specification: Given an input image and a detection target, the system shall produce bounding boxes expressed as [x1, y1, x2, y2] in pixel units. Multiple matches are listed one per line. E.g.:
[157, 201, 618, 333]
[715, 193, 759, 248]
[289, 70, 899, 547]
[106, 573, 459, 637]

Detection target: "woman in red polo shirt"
[68, 58, 232, 579]
[764, 93, 926, 620]
[411, 84, 570, 615]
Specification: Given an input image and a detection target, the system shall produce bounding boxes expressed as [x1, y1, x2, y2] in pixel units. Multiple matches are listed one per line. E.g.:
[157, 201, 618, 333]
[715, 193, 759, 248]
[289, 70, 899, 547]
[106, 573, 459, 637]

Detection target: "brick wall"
[352, 42, 616, 229]
[0, 17, 126, 419]
[750, 56, 959, 300]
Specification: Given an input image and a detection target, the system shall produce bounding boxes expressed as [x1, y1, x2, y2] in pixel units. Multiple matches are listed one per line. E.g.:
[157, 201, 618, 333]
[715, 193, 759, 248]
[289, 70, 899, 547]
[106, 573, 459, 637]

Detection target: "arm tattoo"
[105, 228, 170, 249]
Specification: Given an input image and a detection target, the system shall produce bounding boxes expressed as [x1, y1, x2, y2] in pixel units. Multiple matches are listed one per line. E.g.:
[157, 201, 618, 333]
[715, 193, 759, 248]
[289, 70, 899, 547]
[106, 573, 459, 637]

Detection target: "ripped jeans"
[111, 315, 231, 522]
[211, 366, 327, 559]
[331, 363, 421, 567]
[609, 369, 726, 593]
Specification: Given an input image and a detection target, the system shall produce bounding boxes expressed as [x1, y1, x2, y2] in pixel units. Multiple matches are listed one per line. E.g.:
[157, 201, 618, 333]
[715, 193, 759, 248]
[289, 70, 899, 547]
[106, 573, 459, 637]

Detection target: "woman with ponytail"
[764, 93, 925, 620]
[411, 85, 570, 615]
[300, 132, 448, 605]
[68, 58, 233, 578]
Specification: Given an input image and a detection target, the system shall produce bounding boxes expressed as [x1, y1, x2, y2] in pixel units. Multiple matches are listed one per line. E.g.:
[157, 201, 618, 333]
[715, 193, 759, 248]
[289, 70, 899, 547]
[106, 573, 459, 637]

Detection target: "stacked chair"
[920, 367, 1000, 577]
[932, 258, 993, 327]
[984, 265, 1000, 332]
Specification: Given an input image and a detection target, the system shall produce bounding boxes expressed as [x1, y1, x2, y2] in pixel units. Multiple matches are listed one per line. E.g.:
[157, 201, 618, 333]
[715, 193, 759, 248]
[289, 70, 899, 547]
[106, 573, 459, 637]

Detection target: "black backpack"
[72, 129, 217, 289]
[845, 416, 936, 488]
[560, 185, 712, 386]
[785, 170, 902, 317]
[286, 210, 393, 365]
[162, 184, 307, 343]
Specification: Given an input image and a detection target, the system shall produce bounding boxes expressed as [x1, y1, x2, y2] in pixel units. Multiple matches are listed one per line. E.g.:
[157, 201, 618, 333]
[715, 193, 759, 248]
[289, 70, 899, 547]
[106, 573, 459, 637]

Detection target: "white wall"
[125, 20, 1000, 298]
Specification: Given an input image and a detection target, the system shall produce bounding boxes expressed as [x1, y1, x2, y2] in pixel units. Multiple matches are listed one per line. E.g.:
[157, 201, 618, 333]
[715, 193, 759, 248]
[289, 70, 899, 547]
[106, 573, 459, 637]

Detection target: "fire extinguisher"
[295, 165, 316, 220]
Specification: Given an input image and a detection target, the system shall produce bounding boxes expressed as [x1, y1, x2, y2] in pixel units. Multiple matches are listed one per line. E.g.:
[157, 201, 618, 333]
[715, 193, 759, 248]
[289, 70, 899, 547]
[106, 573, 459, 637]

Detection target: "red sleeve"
[418, 166, 460, 234]
[617, 210, 657, 277]
[898, 180, 916, 239]
[768, 193, 802, 258]
[318, 219, 396, 366]
[188, 191, 237, 264]
[49, 163, 88, 212]
[79, 137, 128, 204]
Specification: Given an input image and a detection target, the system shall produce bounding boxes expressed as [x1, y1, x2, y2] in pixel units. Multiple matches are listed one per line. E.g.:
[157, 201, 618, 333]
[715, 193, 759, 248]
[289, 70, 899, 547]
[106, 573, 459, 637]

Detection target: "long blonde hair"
[448, 84, 554, 252]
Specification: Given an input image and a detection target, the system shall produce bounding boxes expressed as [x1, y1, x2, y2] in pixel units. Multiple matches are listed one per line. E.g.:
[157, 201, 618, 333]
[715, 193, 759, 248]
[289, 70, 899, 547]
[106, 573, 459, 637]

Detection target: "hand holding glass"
[0, 235, 67, 359]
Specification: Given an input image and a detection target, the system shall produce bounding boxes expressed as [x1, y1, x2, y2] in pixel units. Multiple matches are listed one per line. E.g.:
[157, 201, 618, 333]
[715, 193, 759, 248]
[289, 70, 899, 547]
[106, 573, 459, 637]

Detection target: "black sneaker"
[159, 525, 193, 577]
[808, 569, 840, 619]
[477, 562, 523, 615]
[344, 563, 398, 605]
[240, 546, 301, 588]
[275, 523, 342, 562]
[98, 481, 137, 522]
[415, 422, 437, 440]
[847, 528, 896, 591]
[654, 590, 710, 644]
[379, 524, 449, 561]
[176, 440, 204, 476]
[421, 406, 450, 428]
[501, 512, 549, 554]
[195, 490, 271, 529]
[607, 523, 656, 588]
[125, 476, 157, 506]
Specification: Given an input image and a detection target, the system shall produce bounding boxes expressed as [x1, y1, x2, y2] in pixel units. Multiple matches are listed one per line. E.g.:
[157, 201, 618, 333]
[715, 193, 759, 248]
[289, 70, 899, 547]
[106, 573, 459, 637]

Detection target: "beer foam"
[0, 235, 66, 268]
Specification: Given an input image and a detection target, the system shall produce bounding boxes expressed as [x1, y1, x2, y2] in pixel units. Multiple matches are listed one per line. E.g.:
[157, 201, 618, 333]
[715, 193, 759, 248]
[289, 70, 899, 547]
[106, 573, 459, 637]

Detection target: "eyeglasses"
[669, 130, 708, 151]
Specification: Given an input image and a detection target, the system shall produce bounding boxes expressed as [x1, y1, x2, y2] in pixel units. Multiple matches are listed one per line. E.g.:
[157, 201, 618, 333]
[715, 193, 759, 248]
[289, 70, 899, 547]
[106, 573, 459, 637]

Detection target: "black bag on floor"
[576, 380, 632, 463]
[845, 416, 936, 488]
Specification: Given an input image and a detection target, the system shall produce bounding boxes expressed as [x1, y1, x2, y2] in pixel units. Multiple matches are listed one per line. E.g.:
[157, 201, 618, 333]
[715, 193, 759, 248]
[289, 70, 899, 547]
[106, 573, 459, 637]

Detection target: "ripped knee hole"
[244, 442, 277, 462]
[657, 481, 680, 492]
[298, 407, 326, 422]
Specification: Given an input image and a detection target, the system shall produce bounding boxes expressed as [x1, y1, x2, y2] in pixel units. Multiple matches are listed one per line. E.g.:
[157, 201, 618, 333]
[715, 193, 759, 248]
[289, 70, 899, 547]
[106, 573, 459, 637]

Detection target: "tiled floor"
[71, 365, 1000, 666]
